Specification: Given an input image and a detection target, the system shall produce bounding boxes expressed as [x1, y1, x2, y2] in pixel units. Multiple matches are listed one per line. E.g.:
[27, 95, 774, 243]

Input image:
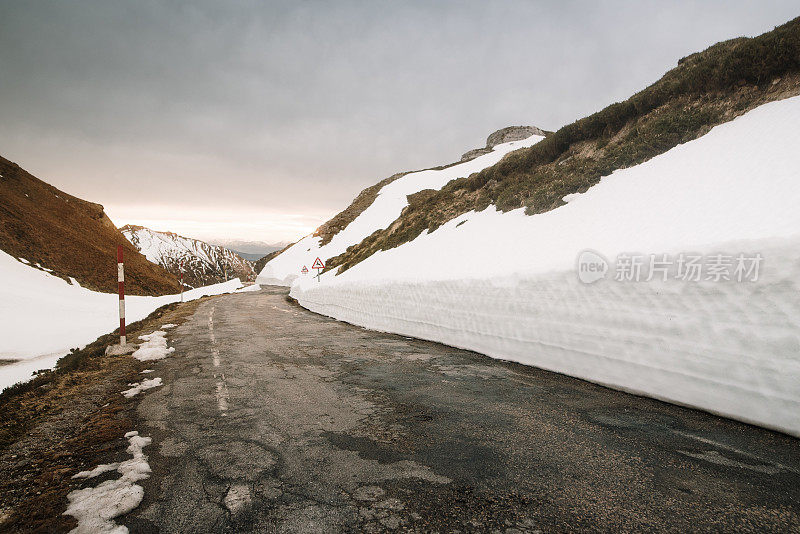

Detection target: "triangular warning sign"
[301, 265, 308, 273]
[312, 257, 325, 270]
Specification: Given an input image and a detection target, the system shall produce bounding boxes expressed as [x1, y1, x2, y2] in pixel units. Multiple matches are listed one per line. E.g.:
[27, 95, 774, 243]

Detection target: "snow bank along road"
[126, 287, 800, 532]
[288, 96, 800, 438]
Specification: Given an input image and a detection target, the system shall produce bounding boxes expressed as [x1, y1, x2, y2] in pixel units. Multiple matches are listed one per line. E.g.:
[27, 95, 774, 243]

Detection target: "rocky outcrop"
[461, 126, 548, 162]
[459, 147, 493, 161]
[487, 126, 548, 147]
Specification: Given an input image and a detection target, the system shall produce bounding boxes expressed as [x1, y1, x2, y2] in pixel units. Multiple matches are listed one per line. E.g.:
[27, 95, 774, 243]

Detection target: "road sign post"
[312, 257, 325, 282]
[301, 265, 308, 275]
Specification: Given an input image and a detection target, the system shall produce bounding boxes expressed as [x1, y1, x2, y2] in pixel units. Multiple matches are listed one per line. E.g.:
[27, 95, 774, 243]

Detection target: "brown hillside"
[0, 156, 179, 295]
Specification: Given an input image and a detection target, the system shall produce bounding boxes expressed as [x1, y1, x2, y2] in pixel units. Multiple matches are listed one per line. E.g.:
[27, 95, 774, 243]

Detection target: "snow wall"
[283, 96, 800, 437]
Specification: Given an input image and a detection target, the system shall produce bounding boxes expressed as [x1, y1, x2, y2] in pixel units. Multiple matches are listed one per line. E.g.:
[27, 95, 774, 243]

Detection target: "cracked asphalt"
[125, 286, 800, 533]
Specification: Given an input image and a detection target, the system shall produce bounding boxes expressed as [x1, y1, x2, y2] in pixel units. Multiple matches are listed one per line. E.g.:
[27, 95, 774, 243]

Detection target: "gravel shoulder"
[0, 297, 210, 532]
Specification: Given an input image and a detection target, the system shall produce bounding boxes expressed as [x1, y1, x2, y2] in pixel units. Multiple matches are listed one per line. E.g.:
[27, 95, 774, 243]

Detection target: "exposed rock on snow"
[486, 125, 548, 147]
[461, 125, 548, 161]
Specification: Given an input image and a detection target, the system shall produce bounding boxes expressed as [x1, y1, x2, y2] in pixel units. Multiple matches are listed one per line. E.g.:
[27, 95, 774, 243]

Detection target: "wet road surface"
[127, 286, 800, 532]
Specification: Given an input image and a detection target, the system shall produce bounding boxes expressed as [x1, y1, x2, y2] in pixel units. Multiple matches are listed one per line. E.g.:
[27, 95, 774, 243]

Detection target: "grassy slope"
[0, 157, 179, 295]
[327, 16, 800, 273]
[314, 162, 483, 247]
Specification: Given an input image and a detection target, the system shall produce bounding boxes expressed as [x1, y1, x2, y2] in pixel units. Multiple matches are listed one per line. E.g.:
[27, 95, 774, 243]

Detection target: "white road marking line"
[215, 375, 230, 414]
[208, 310, 216, 343]
[673, 430, 797, 474]
[209, 306, 228, 415]
[678, 450, 781, 474]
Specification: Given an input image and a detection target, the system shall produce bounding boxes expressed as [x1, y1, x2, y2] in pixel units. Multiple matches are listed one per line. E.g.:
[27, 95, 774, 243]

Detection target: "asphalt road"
[127, 286, 800, 533]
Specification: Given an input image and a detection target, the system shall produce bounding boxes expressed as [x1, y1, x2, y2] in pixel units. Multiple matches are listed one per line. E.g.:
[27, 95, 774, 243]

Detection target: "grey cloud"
[1, 0, 797, 238]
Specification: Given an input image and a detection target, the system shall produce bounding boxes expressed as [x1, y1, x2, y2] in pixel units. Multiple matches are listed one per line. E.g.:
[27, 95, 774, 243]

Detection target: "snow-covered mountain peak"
[121, 225, 254, 288]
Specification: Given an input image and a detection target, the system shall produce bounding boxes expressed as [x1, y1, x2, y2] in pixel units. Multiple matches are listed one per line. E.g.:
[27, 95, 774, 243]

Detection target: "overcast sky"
[1, 1, 797, 243]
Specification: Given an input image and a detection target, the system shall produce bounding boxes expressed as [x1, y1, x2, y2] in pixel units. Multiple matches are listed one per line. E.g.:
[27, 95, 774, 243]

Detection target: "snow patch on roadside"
[131, 331, 174, 362]
[235, 284, 262, 292]
[160, 324, 176, 329]
[64, 431, 152, 534]
[72, 463, 120, 480]
[121, 378, 163, 398]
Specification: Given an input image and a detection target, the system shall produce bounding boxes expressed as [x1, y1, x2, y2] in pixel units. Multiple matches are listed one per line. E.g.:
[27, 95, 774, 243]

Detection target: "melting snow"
[72, 463, 120, 480]
[64, 431, 152, 534]
[121, 377, 163, 398]
[131, 332, 174, 362]
[235, 284, 262, 293]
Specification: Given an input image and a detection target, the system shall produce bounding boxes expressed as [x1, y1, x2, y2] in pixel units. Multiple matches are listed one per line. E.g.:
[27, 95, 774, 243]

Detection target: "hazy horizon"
[1, 1, 797, 243]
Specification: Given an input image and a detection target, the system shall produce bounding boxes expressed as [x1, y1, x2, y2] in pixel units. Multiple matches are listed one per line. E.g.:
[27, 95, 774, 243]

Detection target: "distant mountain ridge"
[0, 156, 178, 295]
[121, 225, 255, 288]
[211, 239, 289, 256]
[232, 251, 269, 262]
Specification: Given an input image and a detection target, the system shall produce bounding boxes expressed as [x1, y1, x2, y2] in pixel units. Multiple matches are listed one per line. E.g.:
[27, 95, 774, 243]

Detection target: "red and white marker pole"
[180, 262, 184, 303]
[117, 245, 126, 345]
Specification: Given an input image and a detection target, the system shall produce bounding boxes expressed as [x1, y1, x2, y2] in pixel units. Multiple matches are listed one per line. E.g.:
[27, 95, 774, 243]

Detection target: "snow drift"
[277, 96, 800, 436]
[0, 251, 242, 390]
